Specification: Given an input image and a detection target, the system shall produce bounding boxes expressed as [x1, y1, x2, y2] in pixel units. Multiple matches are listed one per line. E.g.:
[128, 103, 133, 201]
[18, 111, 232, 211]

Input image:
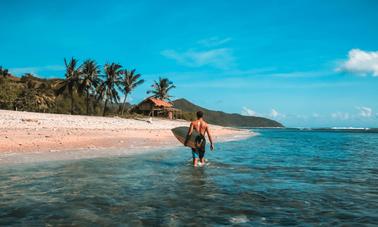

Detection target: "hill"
[0, 74, 120, 115]
[173, 98, 283, 128]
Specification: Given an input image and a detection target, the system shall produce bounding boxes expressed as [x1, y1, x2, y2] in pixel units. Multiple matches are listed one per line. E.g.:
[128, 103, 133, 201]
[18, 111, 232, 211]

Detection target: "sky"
[1, 0, 378, 127]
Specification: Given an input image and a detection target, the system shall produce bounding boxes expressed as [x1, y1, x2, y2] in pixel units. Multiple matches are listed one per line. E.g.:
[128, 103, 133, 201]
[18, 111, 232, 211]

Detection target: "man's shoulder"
[202, 120, 209, 127]
[191, 119, 209, 127]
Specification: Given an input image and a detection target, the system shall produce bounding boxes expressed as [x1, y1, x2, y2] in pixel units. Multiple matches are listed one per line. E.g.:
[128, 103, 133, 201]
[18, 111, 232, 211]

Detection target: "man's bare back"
[191, 119, 208, 136]
[185, 111, 214, 167]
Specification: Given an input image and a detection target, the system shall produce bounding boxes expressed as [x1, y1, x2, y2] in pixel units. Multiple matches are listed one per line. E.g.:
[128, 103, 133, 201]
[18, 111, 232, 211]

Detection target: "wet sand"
[0, 110, 253, 164]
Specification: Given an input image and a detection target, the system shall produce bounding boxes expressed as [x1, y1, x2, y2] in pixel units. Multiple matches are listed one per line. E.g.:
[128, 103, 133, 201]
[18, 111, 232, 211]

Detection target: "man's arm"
[184, 123, 194, 146]
[206, 126, 214, 151]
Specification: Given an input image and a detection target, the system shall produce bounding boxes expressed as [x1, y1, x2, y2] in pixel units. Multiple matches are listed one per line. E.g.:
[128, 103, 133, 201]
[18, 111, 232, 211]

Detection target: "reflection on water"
[0, 129, 378, 225]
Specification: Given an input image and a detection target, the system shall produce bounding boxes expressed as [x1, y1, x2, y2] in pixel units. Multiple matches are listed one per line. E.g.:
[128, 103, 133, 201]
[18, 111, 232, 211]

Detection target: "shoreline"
[0, 110, 254, 165]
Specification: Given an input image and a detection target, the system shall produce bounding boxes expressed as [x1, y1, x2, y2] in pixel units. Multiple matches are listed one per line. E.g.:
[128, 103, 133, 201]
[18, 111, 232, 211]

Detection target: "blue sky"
[1, 0, 378, 127]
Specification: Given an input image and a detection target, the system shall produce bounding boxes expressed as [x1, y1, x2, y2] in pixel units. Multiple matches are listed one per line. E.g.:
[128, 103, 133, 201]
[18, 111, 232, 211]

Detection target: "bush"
[180, 111, 196, 121]
[0, 78, 22, 109]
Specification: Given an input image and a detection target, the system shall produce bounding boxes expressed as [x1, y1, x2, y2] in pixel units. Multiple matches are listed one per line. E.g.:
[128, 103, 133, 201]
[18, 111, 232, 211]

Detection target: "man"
[184, 111, 214, 167]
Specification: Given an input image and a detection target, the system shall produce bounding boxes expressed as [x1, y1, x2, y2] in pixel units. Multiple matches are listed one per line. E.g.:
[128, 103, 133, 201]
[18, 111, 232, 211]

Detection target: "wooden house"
[132, 97, 182, 119]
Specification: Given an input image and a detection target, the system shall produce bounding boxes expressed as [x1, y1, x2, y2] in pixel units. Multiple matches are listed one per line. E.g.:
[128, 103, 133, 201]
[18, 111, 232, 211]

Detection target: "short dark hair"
[196, 111, 203, 119]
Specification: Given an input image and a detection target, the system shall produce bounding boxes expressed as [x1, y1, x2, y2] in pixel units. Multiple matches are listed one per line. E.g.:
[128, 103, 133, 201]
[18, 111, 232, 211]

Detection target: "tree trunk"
[103, 99, 108, 116]
[121, 93, 128, 115]
[93, 101, 98, 115]
[86, 92, 89, 115]
[70, 91, 74, 115]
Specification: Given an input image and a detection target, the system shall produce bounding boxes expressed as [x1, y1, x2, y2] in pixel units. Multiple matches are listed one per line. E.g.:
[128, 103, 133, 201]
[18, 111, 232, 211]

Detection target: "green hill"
[0, 74, 120, 115]
[173, 98, 283, 128]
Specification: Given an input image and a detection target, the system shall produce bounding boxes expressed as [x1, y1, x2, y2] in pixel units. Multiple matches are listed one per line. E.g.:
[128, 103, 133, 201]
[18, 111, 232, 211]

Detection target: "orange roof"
[148, 97, 173, 107]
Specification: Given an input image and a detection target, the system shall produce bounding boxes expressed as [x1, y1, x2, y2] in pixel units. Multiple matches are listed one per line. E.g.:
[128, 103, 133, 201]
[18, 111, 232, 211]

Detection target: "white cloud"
[197, 37, 232, 47]
[331, 112, 350, 120]
[337, 49, 378, 76]
[161, 48, 235, 69]
[270, 109, 285, 118]
[271, 109, 279, 117]
[241, 107, 257, 116]
[9, 65, 65, 76]
[356, 106, 373, 118]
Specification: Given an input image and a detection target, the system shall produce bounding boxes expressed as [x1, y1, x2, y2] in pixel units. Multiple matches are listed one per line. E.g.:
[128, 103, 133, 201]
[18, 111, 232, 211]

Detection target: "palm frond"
[146, 77, 176, 100]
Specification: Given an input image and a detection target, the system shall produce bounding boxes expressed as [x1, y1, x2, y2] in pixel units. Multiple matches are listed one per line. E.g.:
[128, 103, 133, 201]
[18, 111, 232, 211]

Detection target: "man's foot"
[193, 158, 198, 167]
[197, 162, 205, 167]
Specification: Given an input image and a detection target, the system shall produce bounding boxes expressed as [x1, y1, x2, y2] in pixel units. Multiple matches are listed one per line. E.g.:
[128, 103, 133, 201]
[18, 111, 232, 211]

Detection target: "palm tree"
[56, 58, 81, 114]
[98, 63, 122, 116]
[120, 69, 144, 115]
[147, 77, 176, 101]
[0, 66, 9, 78]
[79, 60, 101, 115]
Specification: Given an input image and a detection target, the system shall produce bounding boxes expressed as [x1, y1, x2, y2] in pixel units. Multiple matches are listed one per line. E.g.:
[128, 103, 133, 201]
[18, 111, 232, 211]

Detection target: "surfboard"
[171, 126, 201, 149]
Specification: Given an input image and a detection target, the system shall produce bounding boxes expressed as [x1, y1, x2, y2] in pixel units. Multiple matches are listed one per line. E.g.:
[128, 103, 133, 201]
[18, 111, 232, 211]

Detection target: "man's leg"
[192, 149, 199, 167]
[193, 158, 199, 167]
[199, 149, 205, 165]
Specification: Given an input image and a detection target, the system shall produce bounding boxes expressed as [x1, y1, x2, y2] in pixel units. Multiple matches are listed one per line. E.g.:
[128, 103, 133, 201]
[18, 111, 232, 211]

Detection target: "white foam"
[331, 127, 370, 130]
[229, 215, 249, 224]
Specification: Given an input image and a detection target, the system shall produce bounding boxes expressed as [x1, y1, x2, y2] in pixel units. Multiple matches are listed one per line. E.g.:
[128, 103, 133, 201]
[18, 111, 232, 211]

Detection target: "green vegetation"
[79, 59, 101, 115]
[0, 77, 21, 109]
[0, 60, 147, 117]
[56, 58, 82, 114]
[98, 63, 123, 116]
[15, 74, 56, 112]
[173, 98, 284, 127]
[120, 69, 144, 115]
[0, 66, 10, 77]
[147, 77, 176, 101]
[0, 63, 283, 127]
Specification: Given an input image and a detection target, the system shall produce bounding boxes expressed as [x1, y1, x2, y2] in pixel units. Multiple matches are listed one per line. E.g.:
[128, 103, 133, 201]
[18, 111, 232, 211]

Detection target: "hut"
[132, 97, 182, 119]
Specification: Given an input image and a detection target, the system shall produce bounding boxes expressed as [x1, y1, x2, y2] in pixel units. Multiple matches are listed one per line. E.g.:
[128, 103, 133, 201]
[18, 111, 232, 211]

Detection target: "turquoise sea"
[1, 129, 377, 226]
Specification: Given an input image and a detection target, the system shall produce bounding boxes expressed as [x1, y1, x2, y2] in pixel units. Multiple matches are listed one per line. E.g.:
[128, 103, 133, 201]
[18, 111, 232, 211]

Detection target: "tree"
[0, 78, 20, 109]
[120, 69, 144, 115]
[56, 58, 81, 114]
[79, 60, 101, 115]
[98, 63, 122, 116]
[147, 77, 176, 101]
[14, 77, 56, 112]
[0, 66, 10, 78]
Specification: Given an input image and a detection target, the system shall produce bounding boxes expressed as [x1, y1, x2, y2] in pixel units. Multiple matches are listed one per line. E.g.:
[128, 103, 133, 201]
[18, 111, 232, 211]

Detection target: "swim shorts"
[192, 134, 206, 159]
[192, 148, 205, 159]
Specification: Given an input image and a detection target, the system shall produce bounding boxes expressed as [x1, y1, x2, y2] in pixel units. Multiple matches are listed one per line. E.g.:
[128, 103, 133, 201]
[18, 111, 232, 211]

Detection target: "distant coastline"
[252, 127, 378, 133]
[0, 68, 282, 128]
[173, 98, 283, 128]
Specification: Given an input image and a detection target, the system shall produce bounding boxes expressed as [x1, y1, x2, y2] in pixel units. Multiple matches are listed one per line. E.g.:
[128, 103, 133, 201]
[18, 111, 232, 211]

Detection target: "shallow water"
[1, 129, 377, 226]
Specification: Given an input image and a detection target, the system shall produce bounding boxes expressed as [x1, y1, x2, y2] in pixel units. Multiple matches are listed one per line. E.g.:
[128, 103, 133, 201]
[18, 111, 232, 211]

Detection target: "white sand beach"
[0, 110, 253, 164]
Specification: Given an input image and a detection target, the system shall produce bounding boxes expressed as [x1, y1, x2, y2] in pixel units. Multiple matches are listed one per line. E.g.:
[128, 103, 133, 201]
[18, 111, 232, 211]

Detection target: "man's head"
[196, 111, 204, 119]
